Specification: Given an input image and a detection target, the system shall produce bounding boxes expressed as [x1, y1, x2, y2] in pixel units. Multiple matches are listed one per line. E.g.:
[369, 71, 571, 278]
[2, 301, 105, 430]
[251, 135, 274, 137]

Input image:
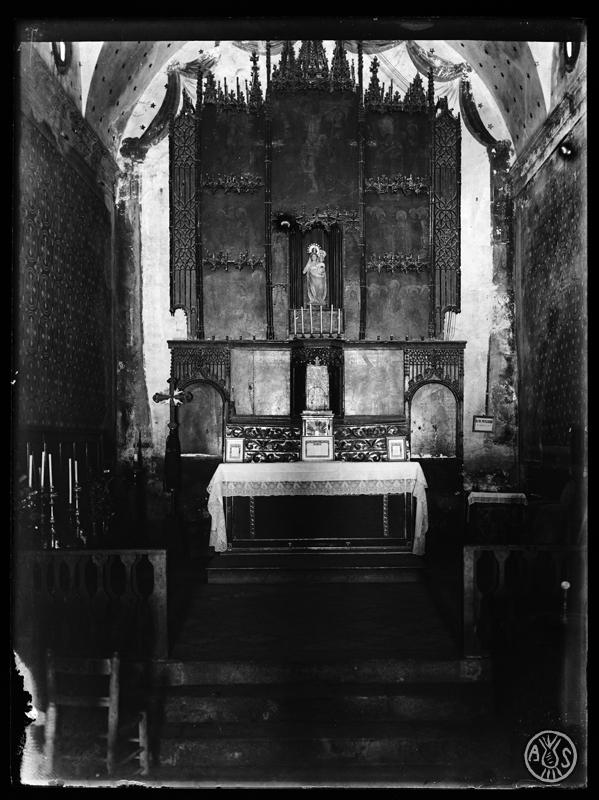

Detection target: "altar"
[207, 462, 429, 555]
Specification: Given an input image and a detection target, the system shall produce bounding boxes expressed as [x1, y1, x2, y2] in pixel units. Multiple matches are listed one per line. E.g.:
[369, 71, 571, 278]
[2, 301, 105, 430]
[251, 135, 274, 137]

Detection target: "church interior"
[13, 19, 587, 788]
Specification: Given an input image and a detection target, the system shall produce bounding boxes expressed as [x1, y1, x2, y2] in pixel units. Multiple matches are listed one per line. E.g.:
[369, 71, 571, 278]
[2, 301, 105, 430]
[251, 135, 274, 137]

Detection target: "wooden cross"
[153, 378, 193, 496]
[152, 378, 193, 415]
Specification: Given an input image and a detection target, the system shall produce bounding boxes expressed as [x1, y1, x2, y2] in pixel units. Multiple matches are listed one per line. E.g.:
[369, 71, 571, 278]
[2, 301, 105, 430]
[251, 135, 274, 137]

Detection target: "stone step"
[128, 657, 490, 687]
[155, 720, 510, 770]
[143, 762, 514, 788]
[158, 682, 493, 725]
[206, 552, 425, 584]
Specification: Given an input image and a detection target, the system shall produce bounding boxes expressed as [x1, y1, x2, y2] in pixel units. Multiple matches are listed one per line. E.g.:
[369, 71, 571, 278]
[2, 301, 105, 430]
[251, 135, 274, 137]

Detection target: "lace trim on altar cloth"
[210, 478, 426, 498]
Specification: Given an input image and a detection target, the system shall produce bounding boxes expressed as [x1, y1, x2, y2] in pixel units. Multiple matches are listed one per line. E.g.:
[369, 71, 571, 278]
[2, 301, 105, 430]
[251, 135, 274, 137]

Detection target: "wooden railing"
[463, 545, 583, 657]
[15, 549, 168, 661]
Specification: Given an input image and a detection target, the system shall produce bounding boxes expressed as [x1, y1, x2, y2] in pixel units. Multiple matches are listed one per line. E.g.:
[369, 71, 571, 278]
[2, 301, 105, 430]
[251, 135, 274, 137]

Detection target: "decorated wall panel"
[410, 383, 457, 458]
[363, 72, 432, 342]
[365, 272, 430, 340]
[200, 105, 265, 176]
[344, 348, 404, 416]
[365, 110, 431, 179]
[178, 383, 224, 456]
[168, 43, 461, 346]
[515, 119, 586, 469]
[230, 348, 290, 416]
[18, 117, 113, 431]
[271, 91, 358, 212]
[200, 100, 267, 339]
[203, 269, 267, 339]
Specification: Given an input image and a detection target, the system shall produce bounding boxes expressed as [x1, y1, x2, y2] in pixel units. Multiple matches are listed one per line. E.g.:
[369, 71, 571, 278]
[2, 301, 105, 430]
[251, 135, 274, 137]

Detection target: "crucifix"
[153, 377, 193, 497]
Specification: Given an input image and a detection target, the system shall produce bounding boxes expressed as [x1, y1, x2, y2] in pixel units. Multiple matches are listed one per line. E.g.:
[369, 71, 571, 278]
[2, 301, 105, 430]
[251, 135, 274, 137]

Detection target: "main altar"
[207, 461, 429, 554]
[157, 40, 465, 551]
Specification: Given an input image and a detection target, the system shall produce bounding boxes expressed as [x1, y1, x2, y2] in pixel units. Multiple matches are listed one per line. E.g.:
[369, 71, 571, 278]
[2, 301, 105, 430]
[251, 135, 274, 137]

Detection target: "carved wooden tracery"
[430, 98, 462, 336]
[169, 89, 199, 337]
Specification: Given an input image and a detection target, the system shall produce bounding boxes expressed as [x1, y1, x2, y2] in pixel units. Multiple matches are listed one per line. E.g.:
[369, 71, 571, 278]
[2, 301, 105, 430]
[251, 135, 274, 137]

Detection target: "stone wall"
[511, 50, 586, 496]
[17, 45, 118, 449]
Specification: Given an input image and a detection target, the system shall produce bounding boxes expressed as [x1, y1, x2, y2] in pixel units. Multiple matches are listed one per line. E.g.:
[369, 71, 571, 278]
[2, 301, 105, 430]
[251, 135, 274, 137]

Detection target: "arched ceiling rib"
[447, 41, 546, 150]
[86, 41, 186, 151]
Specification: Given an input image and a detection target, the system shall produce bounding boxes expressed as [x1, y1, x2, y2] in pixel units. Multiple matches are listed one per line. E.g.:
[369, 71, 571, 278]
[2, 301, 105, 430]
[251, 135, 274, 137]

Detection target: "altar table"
[207, 462, 429, 555]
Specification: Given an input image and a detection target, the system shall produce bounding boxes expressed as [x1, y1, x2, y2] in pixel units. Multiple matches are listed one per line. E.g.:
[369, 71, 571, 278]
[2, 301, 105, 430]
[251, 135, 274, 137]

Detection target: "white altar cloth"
[207, 461, 429, 555]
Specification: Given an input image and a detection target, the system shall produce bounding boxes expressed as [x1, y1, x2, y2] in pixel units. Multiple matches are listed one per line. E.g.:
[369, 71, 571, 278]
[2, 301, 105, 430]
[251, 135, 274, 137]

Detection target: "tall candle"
[301, 307, 305, 334]
[74, 459, 79, 484]
[41, 450, 46, 490]
[48, 453, 53, 488]
[320, 305, 323, 332]
[28, 454, 33, 488]
[68, 458, 73, 504]
[338, 308, 341, 333]
[309, 305, 313, 332]
[329, 307, 333, 335]
[293, 310, 297, 336]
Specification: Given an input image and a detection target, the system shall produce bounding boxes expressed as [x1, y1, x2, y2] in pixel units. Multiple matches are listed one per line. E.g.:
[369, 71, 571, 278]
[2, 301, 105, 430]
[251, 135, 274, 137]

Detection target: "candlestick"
[48, 453, 53, 488]
[28, 454, 33, 489]
[330, 307, 333, 335]
[301, 307, 305, 335]
[48, 487, 59, 550]
[41, 450, 46, 490]
[309, 305, 313, 333]
[68, 458, 73, 505]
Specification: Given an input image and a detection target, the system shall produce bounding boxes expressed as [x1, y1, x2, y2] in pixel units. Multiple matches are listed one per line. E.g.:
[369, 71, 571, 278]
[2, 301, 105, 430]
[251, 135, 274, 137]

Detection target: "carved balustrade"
[463, 544, 583, 657]
[15, 549, 168, 661]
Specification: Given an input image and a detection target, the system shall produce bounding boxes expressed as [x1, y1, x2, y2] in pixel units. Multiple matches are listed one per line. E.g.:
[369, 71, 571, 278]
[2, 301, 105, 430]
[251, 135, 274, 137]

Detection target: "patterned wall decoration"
[515, 132, 586, 463]
[226, 423, 301, 463]
[224, 421, 411, 463]
[18, 117, 112, 430]
[430, 97, 461, 336]
[202, 251, 264, 271]
[335, 421, 408, 461]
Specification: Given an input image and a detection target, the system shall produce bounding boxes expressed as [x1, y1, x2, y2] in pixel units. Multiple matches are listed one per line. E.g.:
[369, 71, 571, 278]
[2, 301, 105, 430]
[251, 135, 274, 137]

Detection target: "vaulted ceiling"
[26, 32, 582, 161]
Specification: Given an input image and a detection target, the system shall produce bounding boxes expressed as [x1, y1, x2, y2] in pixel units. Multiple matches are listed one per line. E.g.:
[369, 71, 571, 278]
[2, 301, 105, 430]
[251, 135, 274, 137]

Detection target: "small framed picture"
[472, 415, 494, 433]
[225, 437, 244, 462]
[303, 416, 332, 437]
[301, 436, 334, 461]
[387, 436, 407, 461]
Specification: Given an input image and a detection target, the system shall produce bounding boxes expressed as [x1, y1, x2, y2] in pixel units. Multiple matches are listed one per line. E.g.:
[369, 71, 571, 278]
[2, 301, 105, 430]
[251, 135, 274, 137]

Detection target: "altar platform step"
[157, 680, 494, 725]
[154, 719, 509, 774]
[205, 551, 424, 584]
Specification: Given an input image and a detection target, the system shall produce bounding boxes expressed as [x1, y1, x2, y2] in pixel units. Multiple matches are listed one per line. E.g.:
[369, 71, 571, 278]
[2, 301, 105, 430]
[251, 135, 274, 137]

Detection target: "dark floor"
[170, 580, 461, 662]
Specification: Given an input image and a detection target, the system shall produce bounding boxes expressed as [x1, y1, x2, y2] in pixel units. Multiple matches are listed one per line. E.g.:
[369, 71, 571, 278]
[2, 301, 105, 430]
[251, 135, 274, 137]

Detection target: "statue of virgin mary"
[303, 243, 327, 305]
